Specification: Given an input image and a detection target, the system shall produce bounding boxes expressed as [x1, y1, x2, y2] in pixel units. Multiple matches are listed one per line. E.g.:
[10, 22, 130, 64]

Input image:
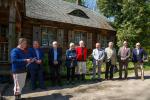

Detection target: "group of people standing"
[10, 38, 147, 99]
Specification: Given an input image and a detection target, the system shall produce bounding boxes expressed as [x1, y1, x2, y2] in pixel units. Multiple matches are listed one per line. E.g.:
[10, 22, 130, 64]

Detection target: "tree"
[98, 0, 150, 49]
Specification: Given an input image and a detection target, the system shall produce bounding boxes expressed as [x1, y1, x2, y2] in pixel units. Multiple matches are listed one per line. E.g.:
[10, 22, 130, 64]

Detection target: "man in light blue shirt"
[48, 41, 62, 86]
[28, 41, 45, 90]
[54, 48, 57, 61]
[92, 43, 105, 81]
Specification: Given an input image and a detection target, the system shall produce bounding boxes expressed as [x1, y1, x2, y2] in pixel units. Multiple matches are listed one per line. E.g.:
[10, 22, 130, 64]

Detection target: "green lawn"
[44, 61, 150, 87]
[86, 61, 150, 80]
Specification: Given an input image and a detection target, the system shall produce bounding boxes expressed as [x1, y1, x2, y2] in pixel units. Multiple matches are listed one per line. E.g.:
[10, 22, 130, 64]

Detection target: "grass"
[43, 61, 150, 87]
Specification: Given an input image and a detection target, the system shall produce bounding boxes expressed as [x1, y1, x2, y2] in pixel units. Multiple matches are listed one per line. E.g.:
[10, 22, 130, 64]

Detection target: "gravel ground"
[2, 71, 150, 100]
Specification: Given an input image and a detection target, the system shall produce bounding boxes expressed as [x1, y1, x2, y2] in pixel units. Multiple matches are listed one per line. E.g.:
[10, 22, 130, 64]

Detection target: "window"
[68, 9, 89, 19]
[0, 25, 8, 62]
[74, 31, 87, 45]
[97, 34, 108, 48]
[41, 27, 57, 47]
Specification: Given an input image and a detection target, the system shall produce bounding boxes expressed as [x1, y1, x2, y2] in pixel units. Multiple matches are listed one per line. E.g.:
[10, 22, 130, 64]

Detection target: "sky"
[84, 0, 115, 22]
[84, 0, 98, 12]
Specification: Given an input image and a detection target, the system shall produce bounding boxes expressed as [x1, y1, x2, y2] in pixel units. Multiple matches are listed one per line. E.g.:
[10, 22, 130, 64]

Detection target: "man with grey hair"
[92, 43, 105, 81]
[105, 42, 116, 80]
[48, 41, 62, 86]
[76, 40, 87, 81]
[132, 42, 147, 80]
[118, 41, 130, 80]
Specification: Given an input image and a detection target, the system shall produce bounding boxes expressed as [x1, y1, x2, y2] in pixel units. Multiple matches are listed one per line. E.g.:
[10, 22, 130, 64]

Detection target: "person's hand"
[25, 59, 32, 63]
[121, 58, 126, 60]
[36, 60, 42, 64]
[54, 60, 58, 65]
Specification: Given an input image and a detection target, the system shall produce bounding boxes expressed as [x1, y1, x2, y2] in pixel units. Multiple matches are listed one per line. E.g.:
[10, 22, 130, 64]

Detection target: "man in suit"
[105, 42, 117, 80]
[132, 42, 147, 80]
[118, 41, 130, 80]
[48, 41, 62, 86]
[28, 41, 46, 90]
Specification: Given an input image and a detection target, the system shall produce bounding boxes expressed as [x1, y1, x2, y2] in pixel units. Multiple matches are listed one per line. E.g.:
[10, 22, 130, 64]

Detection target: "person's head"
[108, 42, 113, 48]
[136, 42, 141, 49]
[52, 41, 58, 48]
[96, 43, 101, 49]
[33, 41, 40, 49]
[18, 38, 28, 50]
[69, 42, 75, 50]
[79, 40, 85, 47]
[123, 41, 128, 47]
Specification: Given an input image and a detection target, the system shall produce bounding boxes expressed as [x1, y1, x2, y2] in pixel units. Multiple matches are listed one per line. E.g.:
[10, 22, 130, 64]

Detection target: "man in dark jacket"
[28, 41, 45, 90]
[132, 42, 147, 80]
[48, 41, 62, 86]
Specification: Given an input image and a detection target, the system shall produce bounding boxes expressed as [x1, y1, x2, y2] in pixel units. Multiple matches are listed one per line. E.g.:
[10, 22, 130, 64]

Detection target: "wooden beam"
[8, 0, 16, 61]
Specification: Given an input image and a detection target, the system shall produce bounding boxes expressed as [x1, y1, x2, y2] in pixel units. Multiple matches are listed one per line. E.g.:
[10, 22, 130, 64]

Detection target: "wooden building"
[0, 0, 115, 75]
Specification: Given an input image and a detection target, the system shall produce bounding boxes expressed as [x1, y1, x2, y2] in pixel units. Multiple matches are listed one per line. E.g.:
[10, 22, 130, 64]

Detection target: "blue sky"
[84, 0, 115, 22]
[84, 0, 98, 11]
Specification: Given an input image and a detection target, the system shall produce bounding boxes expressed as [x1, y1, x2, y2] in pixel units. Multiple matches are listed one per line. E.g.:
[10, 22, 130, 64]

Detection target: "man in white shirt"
[92, 43, 105, 81]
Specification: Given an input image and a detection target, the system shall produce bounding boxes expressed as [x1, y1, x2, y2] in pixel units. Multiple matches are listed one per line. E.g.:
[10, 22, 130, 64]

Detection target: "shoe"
[40, 87, 46, 90]
[141, 77, 144, 81]
[31, 87, 37, 90]
[105, 78, 108, 81]
[97, 78, 102, 82]
[15, 94, 21, 100]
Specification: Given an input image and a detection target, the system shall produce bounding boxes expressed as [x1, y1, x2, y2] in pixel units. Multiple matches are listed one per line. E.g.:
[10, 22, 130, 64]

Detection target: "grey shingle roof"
[25, 0, 115, 31]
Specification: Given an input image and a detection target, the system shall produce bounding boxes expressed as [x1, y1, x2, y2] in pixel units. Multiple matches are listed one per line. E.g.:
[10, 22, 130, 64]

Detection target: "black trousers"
[30, 68, 45, 89]
[67, 67, 75, 81]
[50, 64, 61, 84]
[105, 61, 114, 79]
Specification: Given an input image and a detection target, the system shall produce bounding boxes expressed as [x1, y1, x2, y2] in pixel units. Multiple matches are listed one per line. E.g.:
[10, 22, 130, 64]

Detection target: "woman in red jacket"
[76, 40, 87, 81]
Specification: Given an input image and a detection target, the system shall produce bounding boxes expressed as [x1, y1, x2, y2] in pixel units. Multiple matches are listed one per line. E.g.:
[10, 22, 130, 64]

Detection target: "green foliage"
[98, 0, 150, 50]
[64, 0, 85, 4]
[64, 0, 76, 3]
[43, 54, 50, 74]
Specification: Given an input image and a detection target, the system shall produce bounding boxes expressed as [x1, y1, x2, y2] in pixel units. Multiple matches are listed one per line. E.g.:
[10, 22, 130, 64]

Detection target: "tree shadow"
[23, 93, 73, 100]
[111, 75, 150, 81]
[2, 93, 72, 100]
